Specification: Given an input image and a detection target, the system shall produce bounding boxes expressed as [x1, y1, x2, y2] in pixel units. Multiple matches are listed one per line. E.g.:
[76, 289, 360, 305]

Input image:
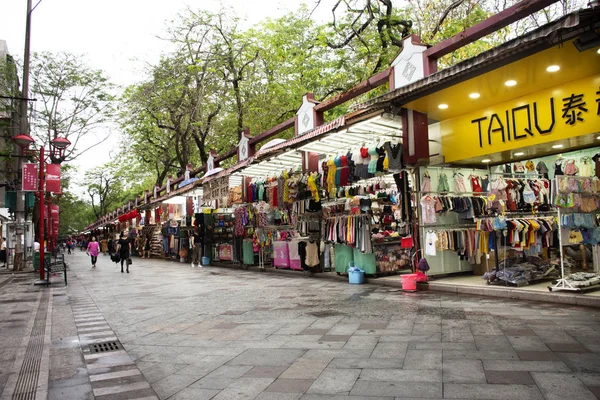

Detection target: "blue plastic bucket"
[348, 269, 365, 284]
[201, 256, 211, 266]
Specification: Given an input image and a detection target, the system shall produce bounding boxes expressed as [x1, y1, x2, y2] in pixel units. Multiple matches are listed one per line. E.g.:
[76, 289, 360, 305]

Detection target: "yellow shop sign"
[441, 75, 600, 162]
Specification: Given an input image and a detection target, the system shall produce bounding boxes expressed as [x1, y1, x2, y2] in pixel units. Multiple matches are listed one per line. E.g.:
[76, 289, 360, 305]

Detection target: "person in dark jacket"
[116, 232, 132, 273]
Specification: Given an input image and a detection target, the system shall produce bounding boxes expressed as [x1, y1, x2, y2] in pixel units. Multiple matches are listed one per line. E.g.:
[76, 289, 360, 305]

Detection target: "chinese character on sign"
[562, 93, 588, 125]
[596, 87, 600, 116]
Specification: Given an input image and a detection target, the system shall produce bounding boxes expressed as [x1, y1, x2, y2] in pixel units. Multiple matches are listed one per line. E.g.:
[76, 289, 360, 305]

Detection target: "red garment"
[340, 155, 349, 186]
[360, 147, 369, 158]
[471, 176, 482, 193]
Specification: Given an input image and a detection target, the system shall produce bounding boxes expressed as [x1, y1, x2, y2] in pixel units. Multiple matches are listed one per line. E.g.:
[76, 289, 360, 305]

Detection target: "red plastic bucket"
[401, 273, 418, 292]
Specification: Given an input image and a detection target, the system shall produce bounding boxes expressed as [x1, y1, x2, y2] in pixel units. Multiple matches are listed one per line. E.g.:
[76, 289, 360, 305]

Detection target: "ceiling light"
[481, 159, 491, 163]
[505, 80, 517, 87]
[597, 48, 600, 54]
[596, 136, 600, 140]
[514, 152, 525, 156]
[546, 65, 560, 72]
[552, 144, 563, 149]
[438, 104, 448, 109]
[469, 93, 480, 99]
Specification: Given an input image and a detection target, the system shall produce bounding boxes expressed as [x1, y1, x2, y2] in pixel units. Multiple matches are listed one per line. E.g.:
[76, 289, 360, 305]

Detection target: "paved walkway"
[1, 251, 600, 399]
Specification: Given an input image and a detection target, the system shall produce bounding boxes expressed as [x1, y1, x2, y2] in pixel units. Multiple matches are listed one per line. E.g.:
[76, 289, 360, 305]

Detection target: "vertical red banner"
[46, 164, 61, 193]
[22, 163, 38, 191]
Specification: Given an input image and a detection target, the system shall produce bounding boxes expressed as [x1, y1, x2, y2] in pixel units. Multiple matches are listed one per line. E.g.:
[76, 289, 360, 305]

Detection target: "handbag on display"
[401, 235, 413, 248]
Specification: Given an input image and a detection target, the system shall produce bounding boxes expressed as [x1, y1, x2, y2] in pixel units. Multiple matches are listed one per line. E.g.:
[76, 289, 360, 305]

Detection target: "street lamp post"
[13, 134, 70, 282]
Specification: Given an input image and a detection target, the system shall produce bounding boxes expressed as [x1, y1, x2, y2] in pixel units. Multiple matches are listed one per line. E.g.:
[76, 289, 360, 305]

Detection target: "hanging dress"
[367, 146, 378, 175]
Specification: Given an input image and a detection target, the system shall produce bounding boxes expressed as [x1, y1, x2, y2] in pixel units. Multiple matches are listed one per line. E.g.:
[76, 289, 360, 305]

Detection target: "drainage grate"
[89, 341, 121, 353]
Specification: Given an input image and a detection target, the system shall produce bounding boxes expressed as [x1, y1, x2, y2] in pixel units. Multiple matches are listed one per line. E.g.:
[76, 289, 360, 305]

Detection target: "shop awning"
[228, 112, 402, 179]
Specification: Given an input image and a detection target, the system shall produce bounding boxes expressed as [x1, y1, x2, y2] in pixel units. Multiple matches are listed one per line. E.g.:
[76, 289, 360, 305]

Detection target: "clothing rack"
[421, 224, 476, 229]
[493, 173, 546, 177]
[420, 191, 488, 195]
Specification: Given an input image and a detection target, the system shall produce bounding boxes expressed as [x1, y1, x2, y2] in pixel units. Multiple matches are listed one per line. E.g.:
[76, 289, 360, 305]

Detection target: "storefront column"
[401, 108, 430, 165]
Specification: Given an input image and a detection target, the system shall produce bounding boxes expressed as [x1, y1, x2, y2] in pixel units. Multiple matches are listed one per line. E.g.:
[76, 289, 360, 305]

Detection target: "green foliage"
[29, 51, 116, 164]
[57, 165, 95, 236]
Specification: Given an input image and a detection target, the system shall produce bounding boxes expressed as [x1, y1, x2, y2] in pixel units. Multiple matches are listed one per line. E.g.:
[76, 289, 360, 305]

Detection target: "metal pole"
[38, 146, 45, 281]
[14, 0, 33, 271]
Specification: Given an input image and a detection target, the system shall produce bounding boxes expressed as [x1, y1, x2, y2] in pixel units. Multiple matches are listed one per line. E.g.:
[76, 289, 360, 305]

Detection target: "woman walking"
[116, 232, 132, 273]
[86, 237, 100, 268]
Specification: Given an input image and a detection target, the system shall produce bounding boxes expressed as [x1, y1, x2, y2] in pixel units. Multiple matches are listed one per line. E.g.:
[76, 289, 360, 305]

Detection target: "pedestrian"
[142, 235, 151, 259]
[116, 232, 131, 273]
[80, 240, 87, 252]
[62, 241, 66, 253]
[100, 238, 108, 255]
[87, 236, 100, 268]
[0, 238, 6, 268]
[66, 240, 72, 254]
[191, 227, 203, 268]
[107, 238, 114, 256]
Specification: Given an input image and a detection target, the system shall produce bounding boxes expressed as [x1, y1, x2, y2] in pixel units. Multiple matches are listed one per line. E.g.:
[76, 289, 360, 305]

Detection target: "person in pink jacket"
[87, 237, 100, 268]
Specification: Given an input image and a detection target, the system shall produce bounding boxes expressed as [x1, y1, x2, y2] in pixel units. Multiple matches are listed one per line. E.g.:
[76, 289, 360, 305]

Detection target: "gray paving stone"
[516, 351, 560, 361]
[280, 359, 330, 380]
[204, 365, 253, 379]
[443, 350, 518, 360]
[300, 395, 393, 400]
[343, 336, 378, 350]
[349, 380, 442, 398]
[244, 366, 288, 378]
[303, 349, 372, 361]
[402, 350, 442, 369]
[443, 360, 486, 383]
[443, 383, 544, 399]
[360, 368, 442, 382]
[474, 335, 512, 351]
[408, 342, 476, 351]
[169, 387, 220, 400]
[320, 335, 351, 342]
[48, 366, 90, 388]
[301, 329, 330, 335]
[546, 342, 590, 352]
[256, 393, 302, 400]
[482, 360, 571, 372]
[359, 323, 389, 330]
[137, 361, 187, 383]
[307, 368, 360, 394]
[190, 377, 236, 390]
[213, 377, 274, 400]
[329, 358, 403, 370]
[531, 372, 597, 400]
[576, 373, 600, 386]
[48, 382, 94, 400]
[265, 378, 315, 393]
[485, 370, 535, 385]
[229, 348, 305, 366]
[557, 352, 600, 373]
[370, 343, 408, 359]
[506, 335, 550, 351]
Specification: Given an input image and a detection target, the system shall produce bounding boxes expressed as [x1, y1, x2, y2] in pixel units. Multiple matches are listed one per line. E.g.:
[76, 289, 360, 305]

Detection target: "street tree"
[29, 51, 115, 163]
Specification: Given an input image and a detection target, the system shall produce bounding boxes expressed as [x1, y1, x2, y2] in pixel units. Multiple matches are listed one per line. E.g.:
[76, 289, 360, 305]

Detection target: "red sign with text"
[46, 164, 61, 193]
[22, 164, 38, 191]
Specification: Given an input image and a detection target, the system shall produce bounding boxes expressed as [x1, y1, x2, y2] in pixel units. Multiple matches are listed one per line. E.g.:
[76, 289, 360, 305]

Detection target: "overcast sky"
[0, 0, 331, 196]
